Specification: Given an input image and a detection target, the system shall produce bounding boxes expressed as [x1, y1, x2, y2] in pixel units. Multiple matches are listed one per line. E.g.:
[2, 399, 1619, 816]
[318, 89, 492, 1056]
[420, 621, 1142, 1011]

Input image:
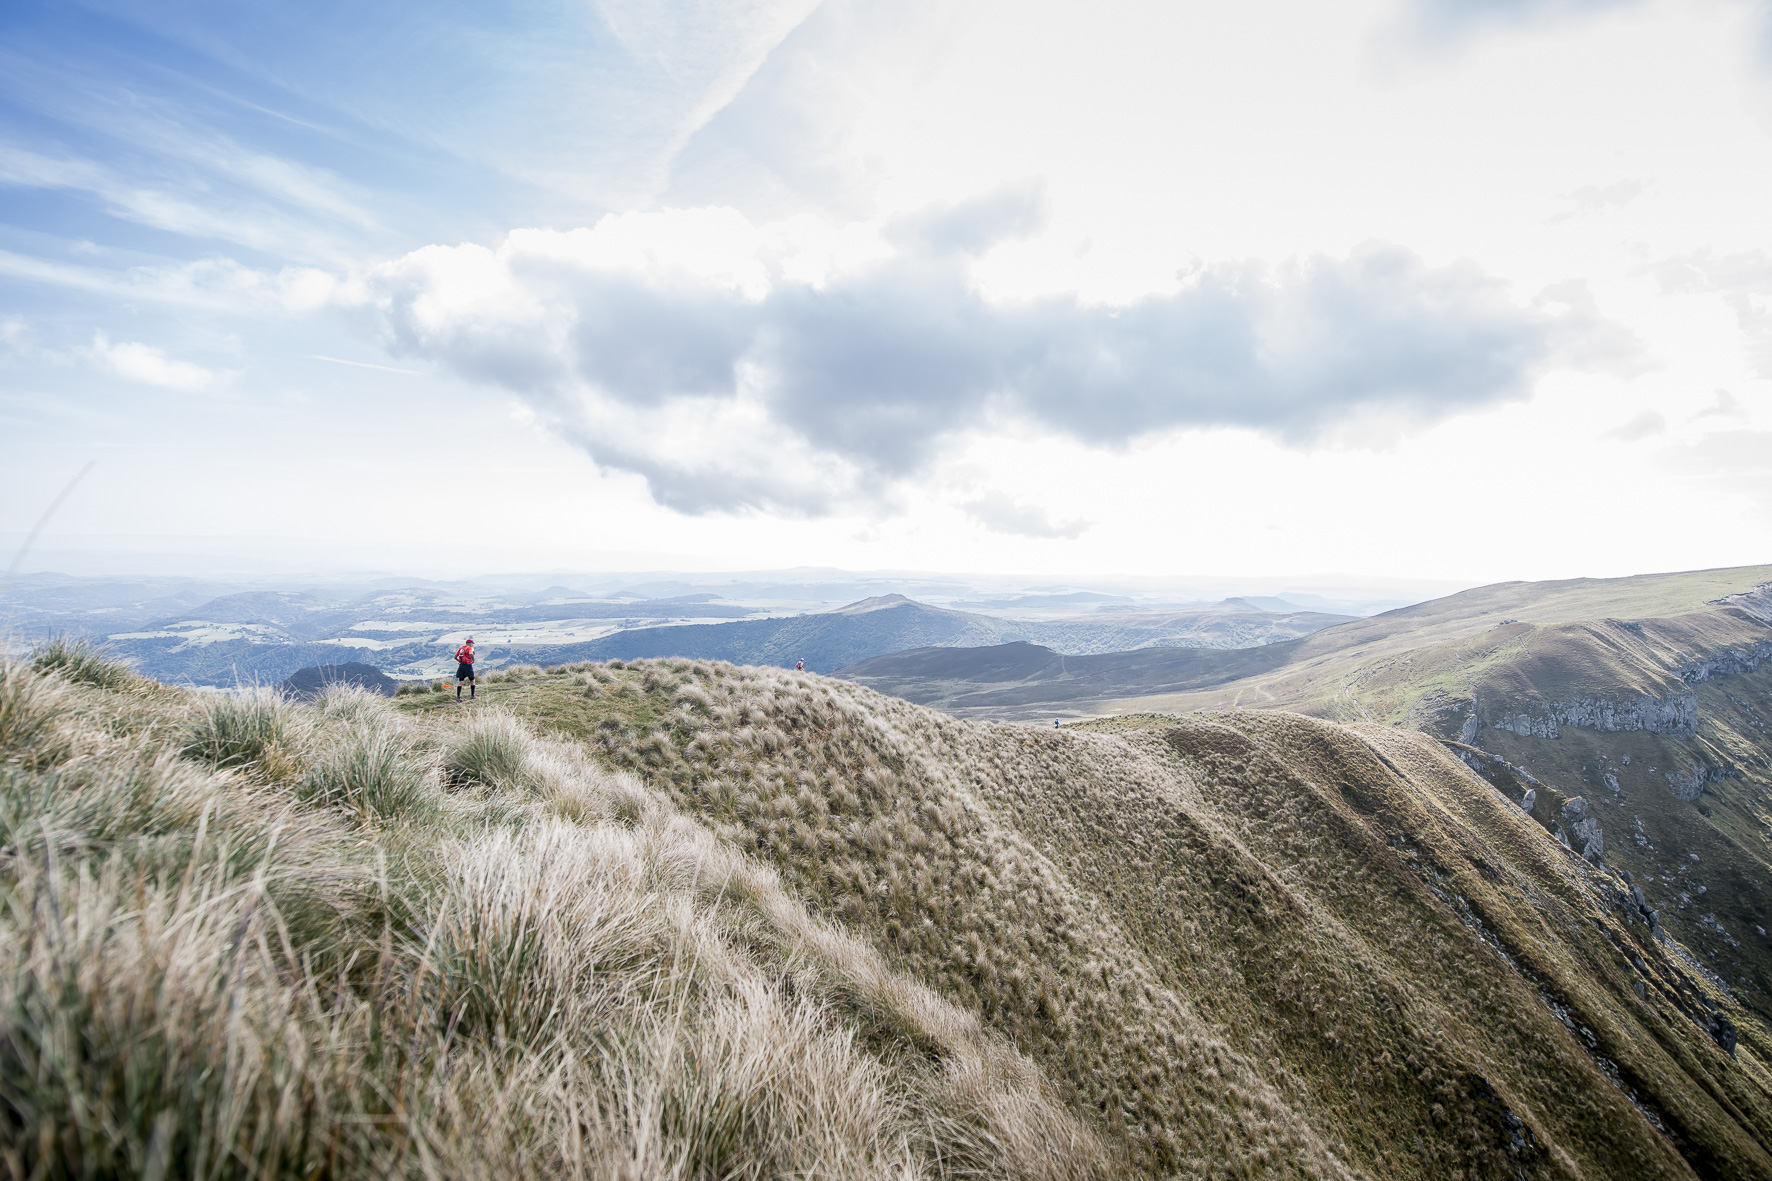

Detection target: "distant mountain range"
[4, 573, 1353, 686]
[504, 594, 1353, 673]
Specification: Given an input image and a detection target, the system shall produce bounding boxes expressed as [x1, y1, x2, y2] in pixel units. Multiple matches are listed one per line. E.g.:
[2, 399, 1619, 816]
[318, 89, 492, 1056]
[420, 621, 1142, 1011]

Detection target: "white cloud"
[362, 207, 1629, 515]
[962, 491, 1088, 539]
[1604, 409, 1665, 441]
[89, 333, 223, 391]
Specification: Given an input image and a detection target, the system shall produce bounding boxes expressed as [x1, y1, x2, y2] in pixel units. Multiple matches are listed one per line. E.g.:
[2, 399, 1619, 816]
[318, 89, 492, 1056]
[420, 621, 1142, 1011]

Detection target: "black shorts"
[456, 662, 476, 682]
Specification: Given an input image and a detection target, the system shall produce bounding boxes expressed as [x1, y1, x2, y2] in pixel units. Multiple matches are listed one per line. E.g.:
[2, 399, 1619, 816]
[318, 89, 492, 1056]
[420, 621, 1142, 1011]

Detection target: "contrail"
[1, 459, 97, 614]
[312, 355, 420, 375]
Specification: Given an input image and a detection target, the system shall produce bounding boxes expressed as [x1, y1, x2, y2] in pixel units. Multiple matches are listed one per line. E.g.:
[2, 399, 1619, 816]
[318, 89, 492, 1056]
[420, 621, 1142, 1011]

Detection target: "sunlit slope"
[839, 565, 1772, 719]
[1131, 591, 1772, 725]
[1110, 578, 1772, 1025]
[446, 660, 1772, 1180]
[843, 569, 1772, 1018]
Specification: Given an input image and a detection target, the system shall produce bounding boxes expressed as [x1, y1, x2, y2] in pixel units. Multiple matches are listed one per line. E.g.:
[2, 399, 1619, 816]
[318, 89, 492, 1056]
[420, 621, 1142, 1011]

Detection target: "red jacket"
[454, 645, 475, 664]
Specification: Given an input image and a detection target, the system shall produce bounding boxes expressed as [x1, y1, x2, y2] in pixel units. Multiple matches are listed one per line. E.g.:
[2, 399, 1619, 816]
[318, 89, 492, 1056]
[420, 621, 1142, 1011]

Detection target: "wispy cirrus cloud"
[0, 247, 349, 312]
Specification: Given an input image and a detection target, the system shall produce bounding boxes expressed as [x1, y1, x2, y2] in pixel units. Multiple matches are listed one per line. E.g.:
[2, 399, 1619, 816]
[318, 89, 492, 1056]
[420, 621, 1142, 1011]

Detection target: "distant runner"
[454, 637, 477, 701]
[795, 658, 804, 672]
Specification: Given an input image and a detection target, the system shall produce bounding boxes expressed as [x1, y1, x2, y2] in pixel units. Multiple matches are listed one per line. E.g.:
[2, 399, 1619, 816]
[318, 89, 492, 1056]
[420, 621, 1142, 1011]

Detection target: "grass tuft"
[30, 636, 138, 691]
[441, 711, 536, 793]
[180, 687, 295, 776]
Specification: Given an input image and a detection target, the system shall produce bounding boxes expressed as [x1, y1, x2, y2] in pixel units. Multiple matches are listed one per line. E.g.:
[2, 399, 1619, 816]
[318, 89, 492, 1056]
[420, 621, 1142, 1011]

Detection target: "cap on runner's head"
[465, 637, 474, 643]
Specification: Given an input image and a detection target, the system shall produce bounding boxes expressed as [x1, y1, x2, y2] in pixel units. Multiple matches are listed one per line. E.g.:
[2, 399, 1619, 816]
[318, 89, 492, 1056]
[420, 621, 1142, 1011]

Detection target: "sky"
[3, 0, 1772, 587]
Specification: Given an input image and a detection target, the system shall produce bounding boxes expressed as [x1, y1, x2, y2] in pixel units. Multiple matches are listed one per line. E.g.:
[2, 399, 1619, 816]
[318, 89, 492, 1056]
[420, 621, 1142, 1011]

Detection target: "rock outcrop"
[1709, 581, 1772, 624]
[1676, 638, 1772, 685]
[1483, 693, 1698, 740]
[1558, 796, 1604, 861]
[1650, 757, 1737, 802]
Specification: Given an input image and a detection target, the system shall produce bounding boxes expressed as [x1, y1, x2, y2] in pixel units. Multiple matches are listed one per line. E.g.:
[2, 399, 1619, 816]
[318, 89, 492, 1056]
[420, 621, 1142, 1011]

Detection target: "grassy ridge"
[435, 659, 1772, 1180]
[8, 643, 1771, 1178]
[0, 650, 1101, 1180]
[1118, 599, 1772, 1021]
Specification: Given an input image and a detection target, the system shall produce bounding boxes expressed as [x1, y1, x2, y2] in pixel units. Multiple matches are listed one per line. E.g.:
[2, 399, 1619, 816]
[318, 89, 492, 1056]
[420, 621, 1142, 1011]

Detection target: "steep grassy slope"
[419, 659, 1772, 1180]
[841, 567, 1772, 1022]
[0, 650, 1100, 1180]
[1112, 582, 1772, 1026]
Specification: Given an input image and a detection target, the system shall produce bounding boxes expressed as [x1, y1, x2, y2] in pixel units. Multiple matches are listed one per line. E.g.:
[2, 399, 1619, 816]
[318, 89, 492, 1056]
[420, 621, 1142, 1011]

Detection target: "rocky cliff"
[1475, 692, 1699, 740]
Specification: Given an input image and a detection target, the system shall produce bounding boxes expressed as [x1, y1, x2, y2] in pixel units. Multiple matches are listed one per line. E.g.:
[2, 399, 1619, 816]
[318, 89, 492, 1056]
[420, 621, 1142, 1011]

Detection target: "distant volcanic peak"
[829, 594, 915, 615]
[277, 662, 397, 700]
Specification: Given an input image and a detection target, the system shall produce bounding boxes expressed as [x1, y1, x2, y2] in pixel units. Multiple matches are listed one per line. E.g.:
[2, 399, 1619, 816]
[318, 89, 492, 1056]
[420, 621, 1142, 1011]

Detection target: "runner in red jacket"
[454, 637, 477, 701]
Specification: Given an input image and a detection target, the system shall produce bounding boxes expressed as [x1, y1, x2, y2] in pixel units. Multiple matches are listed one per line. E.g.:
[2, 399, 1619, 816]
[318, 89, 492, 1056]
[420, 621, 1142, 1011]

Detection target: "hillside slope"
[513, 595, 1350, 673]
[841, 567, 1772, 1020]
[406, 658, 1772, 1180]
[0, 649, 1102, 1180]
[840, 565, 1772, 720]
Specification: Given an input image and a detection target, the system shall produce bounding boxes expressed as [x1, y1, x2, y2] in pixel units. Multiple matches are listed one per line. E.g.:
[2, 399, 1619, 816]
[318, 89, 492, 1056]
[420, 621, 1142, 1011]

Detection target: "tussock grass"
[454, 658, 1772, 1181]
[29, 636, 138, 691]
[0, 656, 1105, 1180]
[181, 686, 297, 777]
[441, 711, 535, 792]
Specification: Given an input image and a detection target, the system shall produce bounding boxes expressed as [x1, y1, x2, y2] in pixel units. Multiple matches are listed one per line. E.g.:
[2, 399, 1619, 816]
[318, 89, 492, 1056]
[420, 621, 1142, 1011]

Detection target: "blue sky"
[5, 0, 1772, 583]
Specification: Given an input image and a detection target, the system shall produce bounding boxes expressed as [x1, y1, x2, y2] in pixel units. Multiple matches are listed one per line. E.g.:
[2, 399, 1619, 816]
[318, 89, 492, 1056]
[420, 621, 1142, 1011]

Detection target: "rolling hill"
[436, 658, 1771, 1178]
[841, 564, 1772, 1023]
[14, 571, 1352, 687]
[511, 594, 1351, 673]
[92, 591, 1348, 687]
[12, 643, 1768, 1178]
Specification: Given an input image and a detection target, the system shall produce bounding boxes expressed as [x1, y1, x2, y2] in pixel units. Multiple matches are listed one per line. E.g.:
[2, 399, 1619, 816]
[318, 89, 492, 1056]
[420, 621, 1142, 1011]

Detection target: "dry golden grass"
[0, 654, 1105, 1180]
[10, 642, 1772, 1180]
[439, 657, 1772, 1181]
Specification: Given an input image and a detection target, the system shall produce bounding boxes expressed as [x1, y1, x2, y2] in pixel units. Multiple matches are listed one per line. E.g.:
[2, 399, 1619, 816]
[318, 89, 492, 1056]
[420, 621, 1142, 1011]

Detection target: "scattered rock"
[1461, 716, 1482, 743]
[1603, 772, 1620, 793]
[1665, 762, 1707, 802]
[1560, 797, 1604, 860]
[1520, 788, 1536, 814]
[1622, 755, 1631, 766]
[1708, 1012, 1738, 1057]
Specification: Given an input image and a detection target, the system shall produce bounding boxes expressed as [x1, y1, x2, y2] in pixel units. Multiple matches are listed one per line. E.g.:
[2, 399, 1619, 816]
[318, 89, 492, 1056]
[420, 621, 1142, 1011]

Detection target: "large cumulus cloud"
[366, 208, 1625, 514]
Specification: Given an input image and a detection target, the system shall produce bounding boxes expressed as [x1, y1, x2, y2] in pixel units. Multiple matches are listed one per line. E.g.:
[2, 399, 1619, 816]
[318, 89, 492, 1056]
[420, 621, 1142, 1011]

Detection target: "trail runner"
[454, 637, 477, 700]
